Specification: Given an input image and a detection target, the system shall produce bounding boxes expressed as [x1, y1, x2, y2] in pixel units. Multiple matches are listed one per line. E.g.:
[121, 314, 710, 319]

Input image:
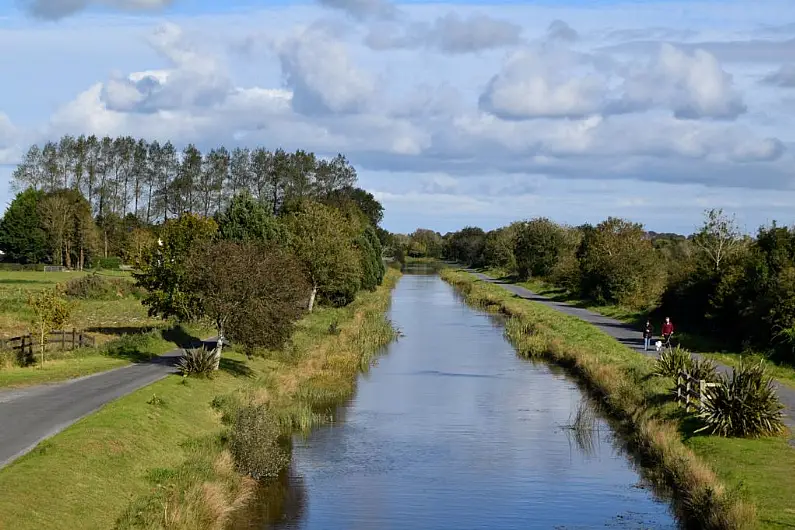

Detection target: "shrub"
[0, 263, 45, 271]
[654, 346, 693, 377]
[688, 356, 719, 383]
[176, 346, 218, 377]
[229, 405, 290, 481]
[698, 361, 785, 437]
[95, 256, 122, 270]
[62, 274, 144, 300]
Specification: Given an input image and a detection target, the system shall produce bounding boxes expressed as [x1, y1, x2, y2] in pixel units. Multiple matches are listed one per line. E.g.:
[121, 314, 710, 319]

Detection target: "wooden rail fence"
[0, 329, 96, 358]
[676, 370, 720, 412]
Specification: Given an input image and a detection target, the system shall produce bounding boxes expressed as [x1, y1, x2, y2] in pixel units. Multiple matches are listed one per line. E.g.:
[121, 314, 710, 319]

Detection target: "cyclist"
[642, 320, 653, 351]
[661, 317, 674, 347]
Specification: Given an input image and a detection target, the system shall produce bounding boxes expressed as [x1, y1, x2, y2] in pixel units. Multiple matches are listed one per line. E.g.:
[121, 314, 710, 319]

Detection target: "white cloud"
[2, 0, 795, 233]
[277, 23, 378, 115]
[617, 44, 747, 120]
[479, 46, 607, 119]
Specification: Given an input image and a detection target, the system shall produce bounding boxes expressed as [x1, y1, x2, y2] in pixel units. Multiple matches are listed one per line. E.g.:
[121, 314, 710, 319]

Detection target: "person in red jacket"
[661, 317, 674, 345]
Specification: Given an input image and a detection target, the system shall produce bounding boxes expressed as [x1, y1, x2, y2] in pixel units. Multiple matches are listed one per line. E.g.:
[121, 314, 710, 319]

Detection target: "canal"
[270, 270, 677, 529]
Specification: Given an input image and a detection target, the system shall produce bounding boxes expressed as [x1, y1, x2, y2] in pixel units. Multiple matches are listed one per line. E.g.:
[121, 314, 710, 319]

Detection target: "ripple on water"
[265, 274, 678, 530]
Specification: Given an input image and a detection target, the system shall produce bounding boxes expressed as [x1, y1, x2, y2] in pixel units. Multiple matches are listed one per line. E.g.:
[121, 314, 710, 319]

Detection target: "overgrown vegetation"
[442, 268, 795, 530]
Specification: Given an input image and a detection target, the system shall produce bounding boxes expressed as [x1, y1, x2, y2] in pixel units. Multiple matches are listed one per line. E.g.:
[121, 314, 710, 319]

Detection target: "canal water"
[270, 271, 677, 529]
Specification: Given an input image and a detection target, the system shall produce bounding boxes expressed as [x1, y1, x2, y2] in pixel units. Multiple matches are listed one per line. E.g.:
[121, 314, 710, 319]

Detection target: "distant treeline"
[1, 135, 386, 268]
[390, 214, 795, 365]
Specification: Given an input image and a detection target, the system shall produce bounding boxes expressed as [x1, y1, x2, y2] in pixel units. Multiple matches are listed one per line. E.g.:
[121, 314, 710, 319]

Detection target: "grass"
[443, 268, 795, 530]
[0, 269, 401, 530]
[0, 269, 190, 388]
[479, 267, 795, 391]
[0, 325, 209, 389]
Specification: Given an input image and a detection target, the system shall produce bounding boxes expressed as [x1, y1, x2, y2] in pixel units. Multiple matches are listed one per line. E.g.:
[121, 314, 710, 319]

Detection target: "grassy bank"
[442, 268, 795, 530]
[481, 268, 795, 390]
[0, 269, 400, 530]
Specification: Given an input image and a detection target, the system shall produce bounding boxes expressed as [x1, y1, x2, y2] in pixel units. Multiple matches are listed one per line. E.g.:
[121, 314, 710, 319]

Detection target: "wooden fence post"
[72, 328, 76, 350]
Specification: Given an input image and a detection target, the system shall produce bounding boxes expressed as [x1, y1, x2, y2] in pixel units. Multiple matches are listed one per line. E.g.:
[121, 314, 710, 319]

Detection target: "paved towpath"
[470, 271, 795, 438]
[0, 338, 214, 469]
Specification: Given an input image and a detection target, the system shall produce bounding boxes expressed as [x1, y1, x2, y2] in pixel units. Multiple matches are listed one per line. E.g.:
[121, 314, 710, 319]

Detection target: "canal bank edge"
[441, 268, 795, 530]
[0, 268, 402, 530]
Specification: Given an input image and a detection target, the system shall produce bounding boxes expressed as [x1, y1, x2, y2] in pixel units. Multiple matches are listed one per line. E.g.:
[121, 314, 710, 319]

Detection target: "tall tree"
[216, 192, 285, 244]
[283, 200, 362, 311]
[0, 188, 48, 263]
[694, 208, 742, 274]
[134, 213, 219, 321]
[186, 241, 309, 366]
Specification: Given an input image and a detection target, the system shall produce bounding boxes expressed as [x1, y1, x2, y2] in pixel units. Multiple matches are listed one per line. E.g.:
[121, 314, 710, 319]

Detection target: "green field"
[0, 270, 198, 388]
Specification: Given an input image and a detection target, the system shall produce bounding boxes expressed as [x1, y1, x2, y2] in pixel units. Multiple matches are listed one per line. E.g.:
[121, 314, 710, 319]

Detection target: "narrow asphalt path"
[470, 272, 795, 437]
[0, 339, 214, 470]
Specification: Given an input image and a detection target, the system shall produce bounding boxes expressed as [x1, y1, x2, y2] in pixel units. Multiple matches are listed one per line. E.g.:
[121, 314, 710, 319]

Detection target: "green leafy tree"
[483, 223, 521, 272]
[186, 241, 309, 366]
[577, 217, 664, 309]
[323, 186, 384, 227]
[514, 218, 567, 279]
[0, 188, 48, 263]
[134, 213, 218, 321]
[282, 201, 362, 311]
[443, 227, 487, 266]
[216, 192, 285, 244]
[27, 287, 72, 367]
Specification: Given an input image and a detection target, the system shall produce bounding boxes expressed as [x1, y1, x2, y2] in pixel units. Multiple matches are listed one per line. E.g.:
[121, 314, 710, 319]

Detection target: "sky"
[1, 0, 795, 236]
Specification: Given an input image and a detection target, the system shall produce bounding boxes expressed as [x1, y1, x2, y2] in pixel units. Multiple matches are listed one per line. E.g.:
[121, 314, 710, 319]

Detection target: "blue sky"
[1, 0, 794, 235]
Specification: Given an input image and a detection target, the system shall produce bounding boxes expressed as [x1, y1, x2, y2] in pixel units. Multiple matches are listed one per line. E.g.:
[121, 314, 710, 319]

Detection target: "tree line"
[1, 136, 385, 268]
[393, 212, 795, 366]
[2, 137, 389, 369]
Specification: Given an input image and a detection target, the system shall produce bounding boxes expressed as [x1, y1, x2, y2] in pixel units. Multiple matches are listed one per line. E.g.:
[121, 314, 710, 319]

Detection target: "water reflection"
[262, 273, 677, 529]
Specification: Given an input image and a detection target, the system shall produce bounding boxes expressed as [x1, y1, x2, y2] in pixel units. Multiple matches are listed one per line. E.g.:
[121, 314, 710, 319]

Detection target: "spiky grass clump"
[688, 356, 719, 383]
[698, 361, 785, 438]
[654, 346, 693, 377]
[177, 346, 217, 377]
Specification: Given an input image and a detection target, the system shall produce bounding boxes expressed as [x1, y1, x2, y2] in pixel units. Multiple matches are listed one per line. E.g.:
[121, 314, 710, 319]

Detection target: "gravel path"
[471, 272, 795, 438]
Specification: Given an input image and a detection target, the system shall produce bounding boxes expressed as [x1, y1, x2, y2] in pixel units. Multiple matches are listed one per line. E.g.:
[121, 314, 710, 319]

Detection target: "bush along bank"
[441, 268, 795, 530]
[114, 268, 401, 529]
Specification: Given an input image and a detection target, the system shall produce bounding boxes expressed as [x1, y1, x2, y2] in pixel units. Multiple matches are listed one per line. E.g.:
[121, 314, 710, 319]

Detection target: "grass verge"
[442, 268, 795, 530]
[0, 324, 210, 389]
[0, 269, 401, 530]
[479, 267, 795, 391]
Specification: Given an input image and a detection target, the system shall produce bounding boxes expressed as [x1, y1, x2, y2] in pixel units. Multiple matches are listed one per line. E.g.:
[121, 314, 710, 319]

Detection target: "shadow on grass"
[161, 326, 202, 349]
[85, 326, 155, 337]
[100, 325, 202, 365]
[0, 279, 50, 285]
[219, 357, 254, 378]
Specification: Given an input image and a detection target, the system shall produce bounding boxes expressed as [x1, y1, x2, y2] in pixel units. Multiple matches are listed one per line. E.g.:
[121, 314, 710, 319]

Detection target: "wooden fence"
[676, 370, 720, 412]
[0, 329, 96, 358]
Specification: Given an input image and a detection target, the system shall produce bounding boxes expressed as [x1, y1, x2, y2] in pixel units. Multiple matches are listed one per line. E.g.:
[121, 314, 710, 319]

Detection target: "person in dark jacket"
[642, 320, 653, 351]
[661, 317, 674, 345]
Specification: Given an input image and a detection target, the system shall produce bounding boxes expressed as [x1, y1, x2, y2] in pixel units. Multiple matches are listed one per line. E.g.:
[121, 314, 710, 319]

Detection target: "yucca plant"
[654, 346, 692, 377]
[688, 356, 719, 383]
[176, 346, 217, 377]
[697, 361, 785, 437]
